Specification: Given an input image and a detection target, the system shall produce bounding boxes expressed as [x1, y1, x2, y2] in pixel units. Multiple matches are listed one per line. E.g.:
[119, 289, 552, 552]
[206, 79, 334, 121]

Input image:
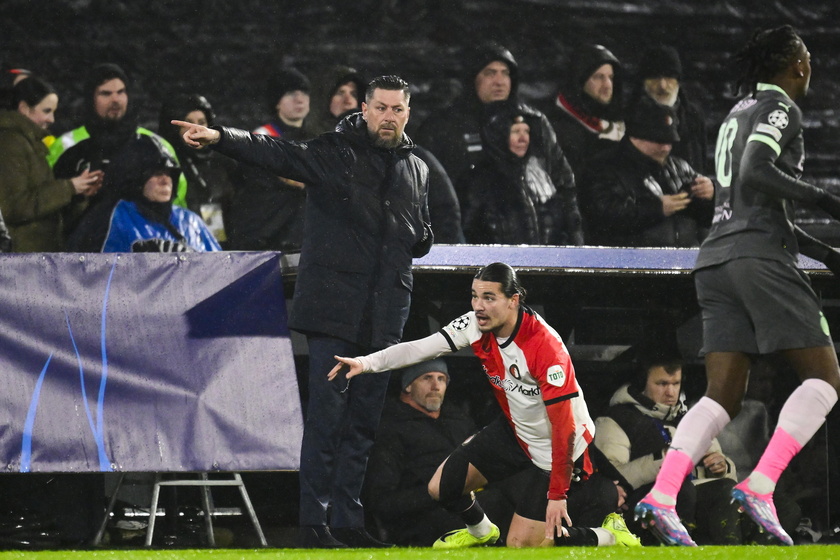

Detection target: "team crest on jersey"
[450, 315, 471, 331]
[547, 365, 566, 387]
[509, 364, 521, 380]
[767, 109, 789, 129]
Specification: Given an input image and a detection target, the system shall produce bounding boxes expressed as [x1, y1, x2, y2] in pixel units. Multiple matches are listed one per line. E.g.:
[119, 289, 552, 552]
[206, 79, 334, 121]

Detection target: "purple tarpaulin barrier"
[0, 252, 302, 473]
[411, 244, 828, 273]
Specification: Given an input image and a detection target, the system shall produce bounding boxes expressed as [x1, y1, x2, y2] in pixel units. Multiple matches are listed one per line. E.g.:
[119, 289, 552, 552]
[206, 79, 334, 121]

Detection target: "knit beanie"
[400, 358, 450, 391]
[267, 68, 311, 112]
[625, 96, 680, 144]
[638, 45, 682, 80]
[571, 44, 621, 88]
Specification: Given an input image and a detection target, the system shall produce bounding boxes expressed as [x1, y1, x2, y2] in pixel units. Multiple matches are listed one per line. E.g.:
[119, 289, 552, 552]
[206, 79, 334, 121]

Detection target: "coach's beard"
[369, 127, 401, 149]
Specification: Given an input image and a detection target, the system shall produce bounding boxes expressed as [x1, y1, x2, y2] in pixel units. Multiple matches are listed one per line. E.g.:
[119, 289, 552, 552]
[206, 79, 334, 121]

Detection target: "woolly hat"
[571, 44, 620, 88]
[626, 96, 680, 144]
[466, 42, 519, 100]
[400, 358, 450, 391]
[638, 45, 682, 80]
[267, 67, 311, 112]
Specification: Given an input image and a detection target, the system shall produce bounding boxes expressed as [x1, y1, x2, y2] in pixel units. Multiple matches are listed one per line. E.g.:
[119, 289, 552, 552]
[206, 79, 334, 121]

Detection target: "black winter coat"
[214, 113, 432, 348]
[226, 122, 311, 252]
[460, 102, 583, 245]
[413, 146, 465, 244]
[414, 95, 487, 193]
[363, 399, 477, 541]
[671, 93, 708, 174]
[543, 44, 625, 179]
[579, 137, 713, 247]
[413, 43, 521, 192]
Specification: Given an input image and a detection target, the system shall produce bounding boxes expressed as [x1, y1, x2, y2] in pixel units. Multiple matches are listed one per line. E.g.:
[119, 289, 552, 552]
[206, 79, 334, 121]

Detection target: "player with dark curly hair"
[634, 25, 840, 547]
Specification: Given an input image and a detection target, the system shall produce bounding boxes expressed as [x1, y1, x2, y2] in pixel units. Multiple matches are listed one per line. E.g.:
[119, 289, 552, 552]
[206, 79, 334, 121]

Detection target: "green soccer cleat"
[602, 512, 642, 547]
[433, 523, 501, 548]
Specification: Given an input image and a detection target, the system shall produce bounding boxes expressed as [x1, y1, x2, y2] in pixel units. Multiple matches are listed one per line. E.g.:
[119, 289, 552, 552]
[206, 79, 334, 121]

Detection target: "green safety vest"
[47, 126, 188, 209]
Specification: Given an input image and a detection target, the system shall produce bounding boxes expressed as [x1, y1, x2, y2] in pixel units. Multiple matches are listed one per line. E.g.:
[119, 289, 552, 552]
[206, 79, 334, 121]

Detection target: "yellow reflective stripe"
[756, 83, 789, 97]
[748, 134, 781, 156]
[47, 126, 90, 166]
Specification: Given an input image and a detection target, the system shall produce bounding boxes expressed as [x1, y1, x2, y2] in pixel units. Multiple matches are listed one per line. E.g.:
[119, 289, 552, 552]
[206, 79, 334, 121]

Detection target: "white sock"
[669, 396, 730, 464]
[746, 471, 775, 494]
[776, 378, 837, 445]
[467, 515, 492, 538]
[593, 527, 615, 545]
[651, 488, 677, 506]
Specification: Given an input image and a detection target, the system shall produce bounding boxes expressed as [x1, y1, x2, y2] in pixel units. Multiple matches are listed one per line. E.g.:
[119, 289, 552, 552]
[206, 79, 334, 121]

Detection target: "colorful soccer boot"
[601, 512, 642, 547]
[731, 482, 793, 546]
[432, 523, 500, 548]
[634, 495, 697, 546]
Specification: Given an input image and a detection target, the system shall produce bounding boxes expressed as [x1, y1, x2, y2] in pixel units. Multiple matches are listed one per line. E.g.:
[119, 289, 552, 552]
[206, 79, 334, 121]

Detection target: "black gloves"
[131, 239, 190, 253]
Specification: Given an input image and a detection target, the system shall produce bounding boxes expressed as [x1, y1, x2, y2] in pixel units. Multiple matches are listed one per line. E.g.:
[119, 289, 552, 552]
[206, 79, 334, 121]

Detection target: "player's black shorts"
[455, 415, 616, 524]
[695, 257, 833, 354]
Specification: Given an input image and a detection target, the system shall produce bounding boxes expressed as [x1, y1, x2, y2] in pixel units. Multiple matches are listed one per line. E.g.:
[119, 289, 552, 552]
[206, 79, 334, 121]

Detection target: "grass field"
[0, 546, 837, 560]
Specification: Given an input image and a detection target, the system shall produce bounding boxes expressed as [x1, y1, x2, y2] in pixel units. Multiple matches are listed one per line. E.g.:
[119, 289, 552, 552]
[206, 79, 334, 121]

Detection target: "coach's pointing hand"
[171, 120, 221, 149]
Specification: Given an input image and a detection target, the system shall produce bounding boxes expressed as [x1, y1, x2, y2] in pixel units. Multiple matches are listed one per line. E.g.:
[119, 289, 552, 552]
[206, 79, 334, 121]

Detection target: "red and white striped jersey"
[441, 306, 594, 499]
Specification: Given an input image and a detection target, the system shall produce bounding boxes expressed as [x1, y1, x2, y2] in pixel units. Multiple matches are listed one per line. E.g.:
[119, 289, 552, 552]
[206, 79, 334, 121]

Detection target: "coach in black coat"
[175, 76, 432, 548]
[211, 109, 432, 349]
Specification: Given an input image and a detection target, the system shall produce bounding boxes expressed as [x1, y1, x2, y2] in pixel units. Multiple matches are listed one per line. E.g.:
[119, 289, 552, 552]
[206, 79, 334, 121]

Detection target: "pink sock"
[650, 449, 694, 502]
[752, 428, 801, 486]
[752, 378, 837, 486]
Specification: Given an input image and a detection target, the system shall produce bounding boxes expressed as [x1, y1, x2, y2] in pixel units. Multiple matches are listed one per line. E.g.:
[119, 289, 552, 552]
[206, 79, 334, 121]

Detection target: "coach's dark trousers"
[298, 335, 390, 528]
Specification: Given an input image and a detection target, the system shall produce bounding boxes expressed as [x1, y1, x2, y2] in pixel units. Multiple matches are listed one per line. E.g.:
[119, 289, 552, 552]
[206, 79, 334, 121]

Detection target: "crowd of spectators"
[1, 31, 838, 550]
[1, 38, 742, 255]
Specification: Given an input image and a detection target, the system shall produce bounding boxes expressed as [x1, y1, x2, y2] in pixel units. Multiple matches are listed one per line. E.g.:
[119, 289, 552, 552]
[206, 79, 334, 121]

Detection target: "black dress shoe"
[297, 525, 348, 548]
[330, 527, 395, 548]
